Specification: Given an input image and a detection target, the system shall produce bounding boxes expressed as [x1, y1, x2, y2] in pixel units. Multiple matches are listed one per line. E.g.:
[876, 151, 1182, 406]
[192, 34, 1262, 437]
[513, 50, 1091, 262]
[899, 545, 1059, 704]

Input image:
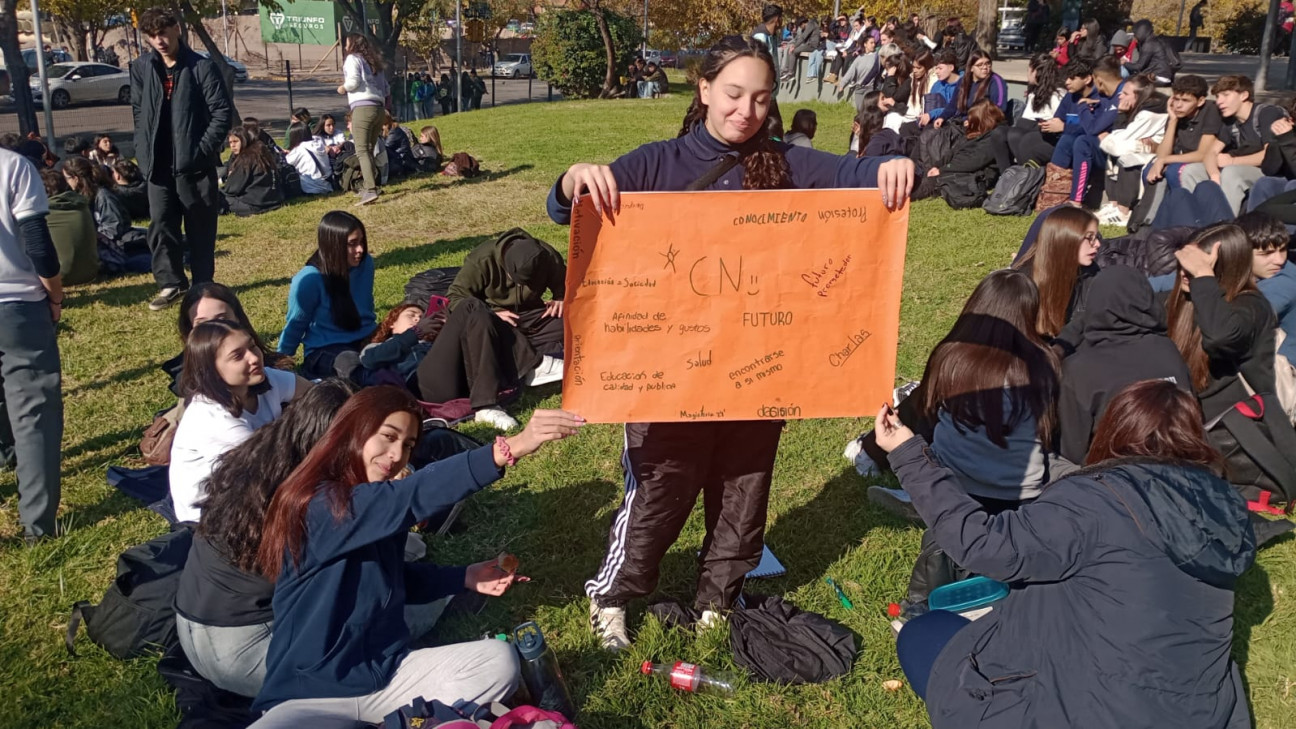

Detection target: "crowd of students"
[1, 6, 1294, 727]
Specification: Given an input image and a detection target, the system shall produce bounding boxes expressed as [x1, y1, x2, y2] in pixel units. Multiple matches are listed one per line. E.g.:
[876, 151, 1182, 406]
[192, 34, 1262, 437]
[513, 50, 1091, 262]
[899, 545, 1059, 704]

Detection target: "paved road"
[0, 76, 557, 155]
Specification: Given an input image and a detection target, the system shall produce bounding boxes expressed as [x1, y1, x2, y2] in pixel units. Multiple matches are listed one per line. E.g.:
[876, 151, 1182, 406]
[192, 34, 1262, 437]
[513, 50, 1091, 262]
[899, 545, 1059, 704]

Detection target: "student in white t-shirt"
[284, 122, 333, 196]
[169, 319, 311, 523]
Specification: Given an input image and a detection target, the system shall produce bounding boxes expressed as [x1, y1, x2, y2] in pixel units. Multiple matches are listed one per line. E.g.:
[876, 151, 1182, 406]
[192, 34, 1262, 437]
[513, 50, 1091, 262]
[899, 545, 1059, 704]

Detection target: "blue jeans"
[896, 610, 971, 700]
[1247, 176, 1296, 212]
[0, 299, 63, 538]
[806, 50, 824, 79]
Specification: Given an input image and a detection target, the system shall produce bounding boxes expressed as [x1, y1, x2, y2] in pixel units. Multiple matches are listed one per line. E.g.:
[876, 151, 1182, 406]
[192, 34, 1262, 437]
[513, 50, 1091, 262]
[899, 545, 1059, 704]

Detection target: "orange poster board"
[562, 189, 909, 423]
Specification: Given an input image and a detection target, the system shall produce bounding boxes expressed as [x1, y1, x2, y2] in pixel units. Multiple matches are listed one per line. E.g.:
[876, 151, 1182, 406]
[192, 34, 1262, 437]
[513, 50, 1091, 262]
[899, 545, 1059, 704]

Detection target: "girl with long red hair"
[248, 386, 582, 725]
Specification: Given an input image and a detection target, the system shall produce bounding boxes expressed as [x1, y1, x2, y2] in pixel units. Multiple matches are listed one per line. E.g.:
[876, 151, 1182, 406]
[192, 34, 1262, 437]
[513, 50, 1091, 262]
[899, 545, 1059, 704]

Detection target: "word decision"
[562, 189, 910, 423]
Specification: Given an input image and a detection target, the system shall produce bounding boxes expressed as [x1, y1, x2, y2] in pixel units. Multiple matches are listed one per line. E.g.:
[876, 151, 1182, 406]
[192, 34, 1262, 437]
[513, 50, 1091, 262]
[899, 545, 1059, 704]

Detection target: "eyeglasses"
[1081, 232, 1100, 244]
[972, 61, 992, 69]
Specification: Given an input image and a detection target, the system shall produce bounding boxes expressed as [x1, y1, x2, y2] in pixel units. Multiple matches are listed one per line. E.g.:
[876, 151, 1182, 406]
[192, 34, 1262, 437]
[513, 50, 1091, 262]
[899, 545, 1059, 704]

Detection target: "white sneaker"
[868, 486, 922, 523]
[589, 600, 631, 652]
[843, 436, 865, 463]
[524, 355, 564, 387]
[846, 433, 881, 477]
[473, 407, 519, 431]
[697, 609, 727, 632]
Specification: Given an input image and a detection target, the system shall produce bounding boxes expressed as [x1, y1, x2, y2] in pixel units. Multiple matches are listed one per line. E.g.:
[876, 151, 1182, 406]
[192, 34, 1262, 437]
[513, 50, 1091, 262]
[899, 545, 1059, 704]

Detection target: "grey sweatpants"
[0, 299, 62, 539]
[247, 639, 519, 728]
[1178, 163, 1265, 214]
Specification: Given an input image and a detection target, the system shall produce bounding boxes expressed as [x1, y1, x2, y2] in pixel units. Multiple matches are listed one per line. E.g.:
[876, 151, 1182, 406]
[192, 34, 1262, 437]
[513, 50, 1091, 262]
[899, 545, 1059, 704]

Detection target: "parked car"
[21, 47, 72, 69]
[643, 49, 680, 68]
[492, 53, 533, 78]
[195, 50, 248, 82]
[29, 62, 130, 108]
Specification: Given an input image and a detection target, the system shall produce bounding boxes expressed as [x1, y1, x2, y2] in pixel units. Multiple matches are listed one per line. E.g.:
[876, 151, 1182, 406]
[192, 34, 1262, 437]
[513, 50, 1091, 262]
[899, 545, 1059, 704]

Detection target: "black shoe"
[148, 286, 187, 311]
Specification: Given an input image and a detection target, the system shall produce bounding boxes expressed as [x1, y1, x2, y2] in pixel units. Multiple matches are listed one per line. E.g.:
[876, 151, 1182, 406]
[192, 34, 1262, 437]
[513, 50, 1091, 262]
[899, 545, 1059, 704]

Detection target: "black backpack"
[938, 170, 991, 210]
[983, 162, 1045, 216]
[404, 266, 462, 312]
[277, 158, 302, 199]
[67, 526, 192, 659]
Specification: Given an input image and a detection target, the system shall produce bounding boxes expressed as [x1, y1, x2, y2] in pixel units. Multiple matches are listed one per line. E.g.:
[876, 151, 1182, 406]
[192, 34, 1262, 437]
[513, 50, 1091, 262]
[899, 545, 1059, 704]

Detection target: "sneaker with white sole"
[868, 486, 922, 523]
[845, 433, 881, 477]
[524, 355, 564, 387]
[473, 407, 519, 431]
[589, 600, 631, 652]
[148, 286, 187, 311]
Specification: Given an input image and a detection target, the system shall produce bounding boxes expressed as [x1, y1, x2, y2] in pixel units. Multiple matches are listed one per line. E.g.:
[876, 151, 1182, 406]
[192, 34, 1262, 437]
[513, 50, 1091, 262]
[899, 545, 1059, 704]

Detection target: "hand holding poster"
[562, 189, 909, 423]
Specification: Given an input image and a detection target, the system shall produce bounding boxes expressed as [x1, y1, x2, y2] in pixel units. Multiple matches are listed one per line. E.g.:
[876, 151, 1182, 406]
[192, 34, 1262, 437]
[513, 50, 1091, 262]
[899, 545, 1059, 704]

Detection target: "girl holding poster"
[546, 34, 915, 651]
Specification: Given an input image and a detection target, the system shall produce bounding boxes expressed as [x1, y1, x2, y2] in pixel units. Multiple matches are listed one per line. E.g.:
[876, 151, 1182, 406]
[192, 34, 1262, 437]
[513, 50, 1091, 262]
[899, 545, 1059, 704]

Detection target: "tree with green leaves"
[334, 0, 426, 70]
[532, 7, 641, 99]
[42, 0, 127, 61]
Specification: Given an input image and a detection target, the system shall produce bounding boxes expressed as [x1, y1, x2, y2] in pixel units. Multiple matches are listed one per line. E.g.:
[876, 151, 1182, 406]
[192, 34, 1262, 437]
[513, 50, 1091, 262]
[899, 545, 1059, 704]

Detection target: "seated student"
[289, 107, 313, 137]
[850, 91, 906, 156]
[879, 52, 914, 121]
[1237, 211, 1296, 419]
[1123, 18, 1179, 86]
[1176, 75, 1289, 215]
[111, 158, 150, 220]
[279, 211, 378, 380]
[1049, 27, 1070, 65]
[1167, 223, 1277, 424]
[920, 99, 1012, 197]
[39, 168, 98, 285]
[1035, 59, 1096, 165]
[1244, 95, 1296, 222]
[925, 51, 960, 113]
[176, 379, 358, 697]
[1097, 74, 1169, 227]
[892, 50, 935, 130]
[170, 320, 312, 524]
[223, 129, 285, 217]
[932, 49, 1007, 127]
[61, 156, 145, 253]
[1138, 74, 1222, 228]
[62, 135, 92, 164]
[1067, 18, 1107, 66]
[284, 122, 333, 195]
[784, 109, 817, 147]
[876, 379, 1255, 728]
[90, 134, 119, 168]
[247, 389, 583, 725]
[1050, 56, 1125, 208]
[1012, 206, 1101, 353]
[382, 113, 417, 178]
[638, 61, 668, 98]
[1058, 266, 1192, 463]
[314, 113, 346, 150]
[835, 34, 882, 111]
[412, 125, 444, 170]
[1007, 52, 1066, 165]
[242, 116, 285, 158]
[868, 270, 1061, 605]
[447, 229, 567, 373]
[163, 283, 296, 397]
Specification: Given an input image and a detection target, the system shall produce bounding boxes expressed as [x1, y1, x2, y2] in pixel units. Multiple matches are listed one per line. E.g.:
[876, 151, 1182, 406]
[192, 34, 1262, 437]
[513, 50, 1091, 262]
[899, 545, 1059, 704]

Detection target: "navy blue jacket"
[253, 446, 502, 711]
[935, 73, 1008, 122]
[1052, 86, 1101, 136]
[1078, 82, 1123, 137]
[546, 123, 895, 222]
[889, 439, 1255, 729]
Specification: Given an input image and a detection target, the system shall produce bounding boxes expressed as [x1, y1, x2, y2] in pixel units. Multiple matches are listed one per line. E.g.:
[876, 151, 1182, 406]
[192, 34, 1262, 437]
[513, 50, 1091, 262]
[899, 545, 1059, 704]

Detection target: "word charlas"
[828, 329, 871, 367]
[817, 206, 868, 223]
[732, 210, 808, 226]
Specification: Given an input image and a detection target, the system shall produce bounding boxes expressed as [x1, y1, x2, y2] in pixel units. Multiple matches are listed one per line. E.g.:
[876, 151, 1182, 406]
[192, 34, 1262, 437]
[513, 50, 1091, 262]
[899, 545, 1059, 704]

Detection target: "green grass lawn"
[1, 93, 1293, 729]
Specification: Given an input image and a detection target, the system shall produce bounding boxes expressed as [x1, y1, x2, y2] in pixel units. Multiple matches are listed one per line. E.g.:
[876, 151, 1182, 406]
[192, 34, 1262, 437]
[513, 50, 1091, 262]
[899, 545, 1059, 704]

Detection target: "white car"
[492, 53, 532, 78]
[30, 62, 129, 108]
[196, 51, 249, 83]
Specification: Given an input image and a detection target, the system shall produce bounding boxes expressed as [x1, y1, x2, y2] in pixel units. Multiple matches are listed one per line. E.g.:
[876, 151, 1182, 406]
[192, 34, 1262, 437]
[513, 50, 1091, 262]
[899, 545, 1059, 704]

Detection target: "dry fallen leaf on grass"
[883, 679, 903, 692]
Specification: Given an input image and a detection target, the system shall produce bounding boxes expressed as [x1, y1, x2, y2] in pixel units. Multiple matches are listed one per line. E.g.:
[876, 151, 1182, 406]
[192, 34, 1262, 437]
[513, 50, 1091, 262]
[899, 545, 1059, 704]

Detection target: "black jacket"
[1016, 257, 1098, 355]
[1186, 277, 1277, 422]
[1123, 21, 1179, 82]
[1059, 266, 1193, 462]
[1262, 127, 1296, 178]
[384, 127, 416, 177]
[115, 180, 150, 220]
[222, 161, 285, 216]
[93, 187, 135, 244]
[1096, 225, 1191, 277]
[889, 441, 1254, 729]
[943, 131, 1001, 175]
[130, 44, 231, 180]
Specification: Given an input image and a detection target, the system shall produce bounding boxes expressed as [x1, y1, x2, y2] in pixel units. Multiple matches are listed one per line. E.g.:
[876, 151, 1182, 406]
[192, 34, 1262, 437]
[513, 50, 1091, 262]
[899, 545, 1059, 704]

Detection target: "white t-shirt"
[169, 367, 297, 523]
[0, 148, 51, 303]
[286, 139, 333, 195]
[1021, 89, 1066, 122]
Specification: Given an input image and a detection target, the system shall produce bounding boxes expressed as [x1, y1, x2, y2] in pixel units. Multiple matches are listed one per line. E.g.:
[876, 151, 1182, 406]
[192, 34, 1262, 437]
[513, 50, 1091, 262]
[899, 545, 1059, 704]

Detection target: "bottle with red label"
[641, 661, 737, 694]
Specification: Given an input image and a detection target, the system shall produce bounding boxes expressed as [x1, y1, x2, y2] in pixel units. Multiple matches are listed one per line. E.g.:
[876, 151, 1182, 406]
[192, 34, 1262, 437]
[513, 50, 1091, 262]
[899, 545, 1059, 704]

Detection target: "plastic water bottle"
[641, 661, 737, 694]
[512, 622, 576, 718]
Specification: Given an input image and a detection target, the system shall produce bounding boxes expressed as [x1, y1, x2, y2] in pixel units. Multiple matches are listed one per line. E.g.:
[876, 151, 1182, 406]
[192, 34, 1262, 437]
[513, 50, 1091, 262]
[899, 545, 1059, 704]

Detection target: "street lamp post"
[30, 0, 56, 152]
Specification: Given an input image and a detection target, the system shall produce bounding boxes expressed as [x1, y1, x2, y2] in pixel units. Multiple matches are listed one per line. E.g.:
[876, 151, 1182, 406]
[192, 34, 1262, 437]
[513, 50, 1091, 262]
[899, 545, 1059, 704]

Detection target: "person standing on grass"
[130, 7, 231, 312]
[0, 146, 63, 544]
[547, 34, 913, 651]
[337, 34, 389, 207]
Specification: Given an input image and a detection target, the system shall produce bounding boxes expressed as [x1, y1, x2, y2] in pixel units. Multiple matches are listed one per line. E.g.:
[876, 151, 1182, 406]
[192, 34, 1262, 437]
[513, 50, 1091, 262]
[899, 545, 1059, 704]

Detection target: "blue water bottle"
[512, 621, 576, 718]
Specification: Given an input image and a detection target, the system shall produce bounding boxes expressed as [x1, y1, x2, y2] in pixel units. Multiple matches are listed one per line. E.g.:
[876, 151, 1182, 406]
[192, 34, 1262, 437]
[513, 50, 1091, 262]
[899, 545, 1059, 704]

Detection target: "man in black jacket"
[1123, 19, 1179, 86]
[131, 7, 231, 311]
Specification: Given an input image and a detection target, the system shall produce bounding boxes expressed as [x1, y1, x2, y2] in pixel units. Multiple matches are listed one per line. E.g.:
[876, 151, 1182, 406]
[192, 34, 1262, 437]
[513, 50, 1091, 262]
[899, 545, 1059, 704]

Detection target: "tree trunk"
[593, 7, 616, 98]
[0, 0, 39, 136]
[59, 19, 89, 61]
[976, 0, 999, 59]
[175, 0, 239, 123]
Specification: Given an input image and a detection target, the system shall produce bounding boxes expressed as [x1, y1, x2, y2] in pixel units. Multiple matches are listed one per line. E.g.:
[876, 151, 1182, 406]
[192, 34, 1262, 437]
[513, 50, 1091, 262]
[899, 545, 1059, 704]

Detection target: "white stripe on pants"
[248, 639, 519, 728]
[585, 427, 636, 598]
